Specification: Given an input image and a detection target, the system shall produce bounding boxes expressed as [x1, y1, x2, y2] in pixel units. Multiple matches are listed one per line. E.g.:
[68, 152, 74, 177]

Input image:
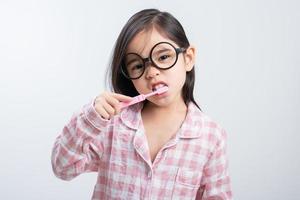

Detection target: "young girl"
[52, 9, 232, 200]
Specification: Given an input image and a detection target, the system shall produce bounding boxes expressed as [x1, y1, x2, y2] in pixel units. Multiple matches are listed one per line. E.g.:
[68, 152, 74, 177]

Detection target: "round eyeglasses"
[121, 42, 186, 80]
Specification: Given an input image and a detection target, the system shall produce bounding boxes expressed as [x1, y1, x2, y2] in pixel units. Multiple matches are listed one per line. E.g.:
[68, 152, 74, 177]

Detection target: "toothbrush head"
[156, 86, 169, 94]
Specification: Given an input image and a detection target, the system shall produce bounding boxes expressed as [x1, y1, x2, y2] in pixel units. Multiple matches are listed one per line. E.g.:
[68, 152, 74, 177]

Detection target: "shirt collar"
[120, 102, 144, 130]
[120, 101, 204, 139]
[177, 102, 204, 139]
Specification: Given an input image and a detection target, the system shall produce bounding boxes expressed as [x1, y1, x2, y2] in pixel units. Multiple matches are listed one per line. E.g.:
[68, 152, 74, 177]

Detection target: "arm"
[51, 99, 109, 181]
[196, 129, 233, 200]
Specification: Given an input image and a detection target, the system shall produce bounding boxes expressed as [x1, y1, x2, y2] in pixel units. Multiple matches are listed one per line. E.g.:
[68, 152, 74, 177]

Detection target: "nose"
[145, 64, 160, 79]
[144, 61, 160, 79]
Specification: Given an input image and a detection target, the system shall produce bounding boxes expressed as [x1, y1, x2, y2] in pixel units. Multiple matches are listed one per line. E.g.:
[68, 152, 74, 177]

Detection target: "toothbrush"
[120, 86, 168, 109]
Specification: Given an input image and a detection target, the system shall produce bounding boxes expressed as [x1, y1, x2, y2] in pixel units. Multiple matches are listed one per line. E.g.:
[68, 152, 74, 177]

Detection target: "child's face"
[126, 27, 195, 107]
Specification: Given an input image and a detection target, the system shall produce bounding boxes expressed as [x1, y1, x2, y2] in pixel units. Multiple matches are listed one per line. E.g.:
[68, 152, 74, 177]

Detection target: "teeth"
[152, 83, 166, 91]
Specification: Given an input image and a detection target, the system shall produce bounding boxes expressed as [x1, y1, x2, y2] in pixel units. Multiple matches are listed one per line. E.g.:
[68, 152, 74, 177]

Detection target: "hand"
[94, 92, 133, 120]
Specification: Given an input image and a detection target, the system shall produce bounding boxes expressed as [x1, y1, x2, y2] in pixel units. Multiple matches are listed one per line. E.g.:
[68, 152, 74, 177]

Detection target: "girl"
[51, 9, 232, 200]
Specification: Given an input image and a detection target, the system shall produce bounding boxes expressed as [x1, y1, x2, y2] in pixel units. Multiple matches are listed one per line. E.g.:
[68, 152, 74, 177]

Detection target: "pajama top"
[51, 100, 232, 199]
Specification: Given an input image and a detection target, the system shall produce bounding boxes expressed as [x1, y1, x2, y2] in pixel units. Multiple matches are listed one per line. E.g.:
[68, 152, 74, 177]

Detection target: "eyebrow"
[152, 48, 171, 55]
[127, 48, 171, 60]
[125, 46, 173, 65]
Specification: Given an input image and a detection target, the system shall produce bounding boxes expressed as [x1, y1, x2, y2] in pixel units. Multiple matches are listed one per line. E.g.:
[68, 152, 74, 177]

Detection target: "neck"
[142, 99, 187, 117]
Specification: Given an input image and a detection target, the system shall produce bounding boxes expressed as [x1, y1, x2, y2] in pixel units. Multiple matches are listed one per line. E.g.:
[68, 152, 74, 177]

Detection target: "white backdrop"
[0, 0, 299, 199]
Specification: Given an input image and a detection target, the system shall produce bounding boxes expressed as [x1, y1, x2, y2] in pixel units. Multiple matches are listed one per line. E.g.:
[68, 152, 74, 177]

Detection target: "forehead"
[126, 27, 178, 56]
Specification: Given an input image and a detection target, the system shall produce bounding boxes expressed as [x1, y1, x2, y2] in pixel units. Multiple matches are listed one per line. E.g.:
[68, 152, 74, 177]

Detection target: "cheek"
[169, 64, 187, 88]
[174, 73, 187, 90]
[131, 80, 147, 93]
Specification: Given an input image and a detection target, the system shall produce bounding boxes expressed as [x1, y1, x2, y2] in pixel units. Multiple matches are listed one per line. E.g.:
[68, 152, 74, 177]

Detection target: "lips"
[151, 81, 168, 92]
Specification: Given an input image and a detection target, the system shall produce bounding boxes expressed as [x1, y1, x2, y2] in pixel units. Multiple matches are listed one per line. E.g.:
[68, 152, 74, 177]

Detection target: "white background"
[0, 0, 299, 199]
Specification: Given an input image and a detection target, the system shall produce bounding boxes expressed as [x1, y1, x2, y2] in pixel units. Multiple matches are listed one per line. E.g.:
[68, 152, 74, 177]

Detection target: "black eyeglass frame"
[121, 41, 186, 80]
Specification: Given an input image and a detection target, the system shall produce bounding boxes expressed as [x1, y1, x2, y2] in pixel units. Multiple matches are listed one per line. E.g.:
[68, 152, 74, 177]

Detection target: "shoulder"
[183, 102, 227, 145]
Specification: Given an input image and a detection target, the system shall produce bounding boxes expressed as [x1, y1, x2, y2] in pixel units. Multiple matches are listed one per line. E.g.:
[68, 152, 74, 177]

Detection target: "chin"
[151, 99, 172, 107]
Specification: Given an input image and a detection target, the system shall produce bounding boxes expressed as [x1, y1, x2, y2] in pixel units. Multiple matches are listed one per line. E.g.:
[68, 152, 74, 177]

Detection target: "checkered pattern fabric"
[52, 99, 232, 199]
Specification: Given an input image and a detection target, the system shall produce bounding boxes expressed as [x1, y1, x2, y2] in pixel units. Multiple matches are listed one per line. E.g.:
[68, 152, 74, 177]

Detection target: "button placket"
[144, 167, 153, 200]
[147, 171, 152, 178]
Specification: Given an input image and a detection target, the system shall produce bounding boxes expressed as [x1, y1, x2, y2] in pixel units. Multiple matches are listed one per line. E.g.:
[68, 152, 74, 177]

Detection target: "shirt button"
[148, 171, 152, 178]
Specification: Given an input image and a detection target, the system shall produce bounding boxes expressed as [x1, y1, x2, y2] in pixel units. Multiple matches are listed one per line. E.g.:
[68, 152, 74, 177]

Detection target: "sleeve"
[51, 98, 110, 181]
[196, 128, 233, 200]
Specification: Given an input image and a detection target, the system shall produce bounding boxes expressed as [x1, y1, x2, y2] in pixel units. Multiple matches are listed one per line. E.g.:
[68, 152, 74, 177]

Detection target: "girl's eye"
[130, 64, 143, 71]
[158, 54, 171, 61]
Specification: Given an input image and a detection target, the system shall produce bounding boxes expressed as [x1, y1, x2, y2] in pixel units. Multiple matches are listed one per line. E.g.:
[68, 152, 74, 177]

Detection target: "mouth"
[151, 82, 168, 92]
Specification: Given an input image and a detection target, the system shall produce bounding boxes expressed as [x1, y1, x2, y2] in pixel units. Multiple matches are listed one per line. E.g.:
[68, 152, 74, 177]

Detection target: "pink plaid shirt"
[52, 99, 232, 200]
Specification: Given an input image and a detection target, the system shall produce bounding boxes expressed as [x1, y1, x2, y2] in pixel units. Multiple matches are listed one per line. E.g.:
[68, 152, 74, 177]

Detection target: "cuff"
[83, 97, 110, 130]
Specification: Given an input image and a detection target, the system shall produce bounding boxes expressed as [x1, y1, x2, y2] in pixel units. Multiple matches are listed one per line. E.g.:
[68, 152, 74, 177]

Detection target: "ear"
[183, 45, 196, 72]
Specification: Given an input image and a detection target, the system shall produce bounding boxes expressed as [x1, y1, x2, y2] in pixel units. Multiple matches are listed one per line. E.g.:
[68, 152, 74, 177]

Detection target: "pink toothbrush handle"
[119, 86, 168, 109]
[120, 95, 145, 109]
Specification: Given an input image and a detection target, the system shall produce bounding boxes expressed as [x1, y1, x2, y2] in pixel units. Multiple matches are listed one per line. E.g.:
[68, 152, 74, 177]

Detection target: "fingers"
[94, 92, 133, 120]
[103, 93, 122, 114]
[94, 104, 110, 119]
[111, 93, 133, 102]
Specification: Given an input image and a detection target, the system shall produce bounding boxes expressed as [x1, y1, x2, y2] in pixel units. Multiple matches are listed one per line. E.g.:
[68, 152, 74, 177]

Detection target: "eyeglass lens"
[124, 43, 178, 79]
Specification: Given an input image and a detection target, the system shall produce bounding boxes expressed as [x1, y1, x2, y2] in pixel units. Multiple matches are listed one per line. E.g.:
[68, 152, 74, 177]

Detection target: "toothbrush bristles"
[157, 86, 168, 94]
